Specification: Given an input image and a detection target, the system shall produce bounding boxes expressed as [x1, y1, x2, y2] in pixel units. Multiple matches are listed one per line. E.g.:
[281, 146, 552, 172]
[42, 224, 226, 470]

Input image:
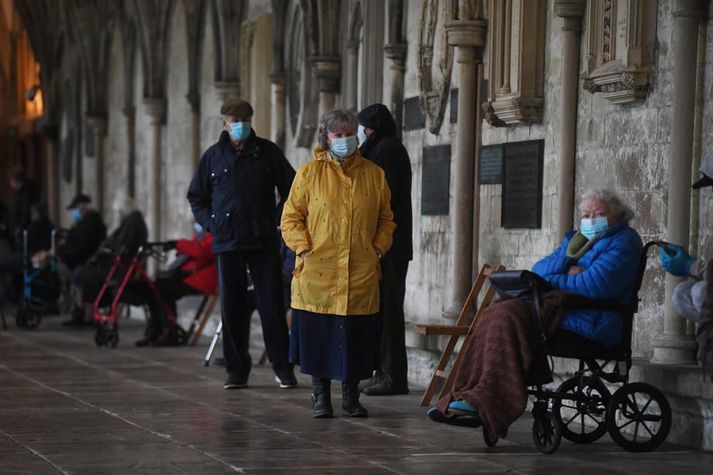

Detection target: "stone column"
[87, 116, 107, 215]
[188, 92, 201, 170]
[444, 19, 487, 318]
[42, 124, 60, 224]
[344, 39, 360, 111]
[472, 62, 485, 280]
[270, 72, 286, 148]
[554, 0, 586, 240]
[143, 98, 166, 242]
[652, 0, 705, 364]
[311, 57, 341, 117]
[124, 106, 136, 198]
[384, 43, 407, 136]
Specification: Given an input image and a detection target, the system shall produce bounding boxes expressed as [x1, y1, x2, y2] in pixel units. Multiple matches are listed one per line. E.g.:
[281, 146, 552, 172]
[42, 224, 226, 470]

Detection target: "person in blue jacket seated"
[429, 189, 643, 433]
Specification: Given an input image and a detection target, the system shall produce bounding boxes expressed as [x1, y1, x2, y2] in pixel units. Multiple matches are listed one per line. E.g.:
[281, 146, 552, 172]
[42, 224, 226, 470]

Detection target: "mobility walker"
[479, 240, 672, 454]
[16, 229, 61, 329]
[93, 243, 187, 348]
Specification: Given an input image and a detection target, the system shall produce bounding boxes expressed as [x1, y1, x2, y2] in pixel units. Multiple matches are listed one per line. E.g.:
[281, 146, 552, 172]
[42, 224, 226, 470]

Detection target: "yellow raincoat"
[281, 148, 396, 316]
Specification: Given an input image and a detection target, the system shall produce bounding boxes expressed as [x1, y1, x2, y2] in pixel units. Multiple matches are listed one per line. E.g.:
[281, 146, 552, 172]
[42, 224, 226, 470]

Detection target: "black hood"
[358, 104, 398, 157]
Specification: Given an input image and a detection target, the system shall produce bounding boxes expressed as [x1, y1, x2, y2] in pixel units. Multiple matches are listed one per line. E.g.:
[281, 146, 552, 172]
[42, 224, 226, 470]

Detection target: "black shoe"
[224, 372, 248, 389]
[358, 374, 378, 392]
[312, 378, 333, 418]
[274, 365, 297, 389]
[362, 375, 409, 396]
[342, 382, 368, 417]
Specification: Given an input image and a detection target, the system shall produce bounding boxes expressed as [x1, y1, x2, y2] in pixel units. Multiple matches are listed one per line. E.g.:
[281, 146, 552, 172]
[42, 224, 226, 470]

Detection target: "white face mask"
[357, 124, 367, 146]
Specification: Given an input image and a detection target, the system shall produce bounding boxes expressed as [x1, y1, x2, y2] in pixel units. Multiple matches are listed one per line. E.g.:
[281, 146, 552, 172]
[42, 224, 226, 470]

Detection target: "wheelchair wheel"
[532, 411, 561, 454]
[553, 376, 610, 444]
[482, 423, 498, 447]
[606, 382, 671, 452]
[16, 307, 41, 329]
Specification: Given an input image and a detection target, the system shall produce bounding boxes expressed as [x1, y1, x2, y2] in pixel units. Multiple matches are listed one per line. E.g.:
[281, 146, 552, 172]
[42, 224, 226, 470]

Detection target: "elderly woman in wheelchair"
[427, 189, 671, 454]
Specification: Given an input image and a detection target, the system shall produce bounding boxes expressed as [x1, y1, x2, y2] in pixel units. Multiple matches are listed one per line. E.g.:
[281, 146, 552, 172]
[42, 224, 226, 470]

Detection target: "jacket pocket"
[212, 212, 234, 241]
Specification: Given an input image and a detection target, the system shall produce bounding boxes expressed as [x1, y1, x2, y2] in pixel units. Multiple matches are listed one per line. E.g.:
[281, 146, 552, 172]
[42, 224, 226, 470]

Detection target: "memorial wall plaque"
[479, 144, 503, 184]
[421, 144, 451, 215]
[403, 96, 426, 131]
[501, 140, 544, 228]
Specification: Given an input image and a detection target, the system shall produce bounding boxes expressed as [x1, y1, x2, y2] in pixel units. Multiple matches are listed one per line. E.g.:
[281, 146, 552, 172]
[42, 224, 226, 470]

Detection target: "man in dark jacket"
[188, 98, 297, 390]
[6, 166, 39, 251]
[356, 104, 413, 396]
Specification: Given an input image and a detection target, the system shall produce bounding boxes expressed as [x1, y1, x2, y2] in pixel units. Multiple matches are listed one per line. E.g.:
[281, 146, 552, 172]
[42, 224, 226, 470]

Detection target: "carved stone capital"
[582, 62, 650, 104]
[445, 20, 487, 49]
[310, 56, 341, 93]
[487, 96, 544, 126]
[143, 98, 166, 125]
[554, 0, 586, 18]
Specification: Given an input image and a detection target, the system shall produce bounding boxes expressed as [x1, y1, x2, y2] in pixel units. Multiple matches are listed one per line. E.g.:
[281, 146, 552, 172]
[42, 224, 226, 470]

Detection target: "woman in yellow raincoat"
[281, 109, 395, 419]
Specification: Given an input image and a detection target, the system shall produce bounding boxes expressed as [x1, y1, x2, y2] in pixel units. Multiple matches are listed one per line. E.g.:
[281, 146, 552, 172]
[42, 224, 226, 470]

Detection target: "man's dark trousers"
[378, 258, 409, 388]
[217, 250, 290, 376]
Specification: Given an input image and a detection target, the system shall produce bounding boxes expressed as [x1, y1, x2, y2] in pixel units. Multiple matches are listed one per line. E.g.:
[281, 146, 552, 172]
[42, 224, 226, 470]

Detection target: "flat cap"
[220, 98, 254, 118]
[67, 193, 91, 209]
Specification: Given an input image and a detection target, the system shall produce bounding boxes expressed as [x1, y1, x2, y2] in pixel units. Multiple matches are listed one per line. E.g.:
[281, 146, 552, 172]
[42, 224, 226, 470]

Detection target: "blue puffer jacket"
[531, 220, 643, 346]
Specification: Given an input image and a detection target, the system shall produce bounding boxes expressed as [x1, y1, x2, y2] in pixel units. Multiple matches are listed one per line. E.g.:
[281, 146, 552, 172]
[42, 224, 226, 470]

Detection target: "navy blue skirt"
[289, 309, 382, 382]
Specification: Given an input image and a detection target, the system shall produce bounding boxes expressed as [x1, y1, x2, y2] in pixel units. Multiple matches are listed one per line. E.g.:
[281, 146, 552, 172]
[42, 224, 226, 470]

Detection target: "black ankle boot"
[342, 381, 368, 417]
[311, 377, 333, 418]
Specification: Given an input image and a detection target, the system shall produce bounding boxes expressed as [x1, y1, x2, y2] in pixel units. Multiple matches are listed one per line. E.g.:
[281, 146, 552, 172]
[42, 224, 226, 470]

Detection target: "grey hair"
[580, 189, 634, 221]
[317, 109, 358, 149]
[112, 192, 137, 216]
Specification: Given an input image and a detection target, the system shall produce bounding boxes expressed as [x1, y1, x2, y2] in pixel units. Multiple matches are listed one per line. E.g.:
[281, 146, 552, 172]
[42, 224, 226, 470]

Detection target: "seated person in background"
[0, 203, 54, 302]
[80, 193, 148, 305]
[133, 224, 218, 347]
[428, 189, 642, 438]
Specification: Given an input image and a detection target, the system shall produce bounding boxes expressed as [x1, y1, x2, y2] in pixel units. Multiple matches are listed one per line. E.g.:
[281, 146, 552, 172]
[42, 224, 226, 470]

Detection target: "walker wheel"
[482, 423, 498, 447]
[16, 307, 41, 329]
[606, 382, 671, 452]
[532, 411, 562, 454]
[95, 325, 120, 348]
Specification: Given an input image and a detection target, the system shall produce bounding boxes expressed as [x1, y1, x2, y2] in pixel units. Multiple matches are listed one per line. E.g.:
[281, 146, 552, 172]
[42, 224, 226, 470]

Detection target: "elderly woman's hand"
[567, 265, 585, 275]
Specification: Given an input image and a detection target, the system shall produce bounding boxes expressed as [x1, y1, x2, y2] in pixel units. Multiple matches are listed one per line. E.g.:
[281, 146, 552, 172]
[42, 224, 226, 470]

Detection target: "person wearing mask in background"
[659, 154, 713, 378]
[57, 194, 107, 326]
[77, 192, 148, 324]
[6, 166, 39, 251]
[356, 104, 413, 396]
[282, 109, 395, 419]
[188, 98, 297, 390]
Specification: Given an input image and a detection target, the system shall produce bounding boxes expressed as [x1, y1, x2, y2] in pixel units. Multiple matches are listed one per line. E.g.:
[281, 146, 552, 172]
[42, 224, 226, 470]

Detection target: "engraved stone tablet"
[403, 96, 426, 131]
[479, 144, 503, 184]
[421, 144, 451, 215]
[501, 140, 544, 228]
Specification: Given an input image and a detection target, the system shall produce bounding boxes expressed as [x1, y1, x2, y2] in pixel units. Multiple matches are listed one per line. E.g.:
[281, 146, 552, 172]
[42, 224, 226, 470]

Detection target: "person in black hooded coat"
[357, 103, 413, 395]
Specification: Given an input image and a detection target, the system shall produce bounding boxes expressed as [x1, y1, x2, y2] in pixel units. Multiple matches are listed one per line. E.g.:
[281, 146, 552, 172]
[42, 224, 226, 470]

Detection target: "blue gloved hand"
[660, 243, 695, 277]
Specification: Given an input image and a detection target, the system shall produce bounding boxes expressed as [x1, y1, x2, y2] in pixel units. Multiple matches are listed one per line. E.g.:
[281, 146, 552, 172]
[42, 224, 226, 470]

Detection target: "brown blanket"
[436, 291, 571, 437]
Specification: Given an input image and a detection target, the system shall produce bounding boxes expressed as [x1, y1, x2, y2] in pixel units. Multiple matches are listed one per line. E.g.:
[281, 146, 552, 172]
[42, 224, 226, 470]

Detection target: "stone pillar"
[270, 72, 286, 148]
[143, 98, 166, 242]
[384, 43, 407, 136]
[554, 0, 586, 240]
[311, 57, 341, 117]
[188, 92, 201, 170]
[87, 116, 107, 215]
[472, 62, 485, 280]
[42, 124, 60, 225]
[344, 39, 360, 111]
[652, 0, 705, 364]
[444, 20, 487, 318]
[124, 106, 136, 198]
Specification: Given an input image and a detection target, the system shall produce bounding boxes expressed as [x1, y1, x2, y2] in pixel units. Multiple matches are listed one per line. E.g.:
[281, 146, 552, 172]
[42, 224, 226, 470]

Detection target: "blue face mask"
[194, 223, 204, 234]
[71, 208, 82, 223]
[329, 135, 358, 158]
[228, 121, 251, 142]
[580, 217, 608, 240]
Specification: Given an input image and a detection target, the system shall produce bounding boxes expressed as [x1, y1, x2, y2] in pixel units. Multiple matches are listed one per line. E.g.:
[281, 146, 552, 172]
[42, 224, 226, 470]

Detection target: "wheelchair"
[483, 240, 672, 454]
[16, 229, 62, 329]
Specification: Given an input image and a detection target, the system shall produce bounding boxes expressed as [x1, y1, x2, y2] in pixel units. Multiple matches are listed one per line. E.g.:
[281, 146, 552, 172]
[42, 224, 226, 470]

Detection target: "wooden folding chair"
[188, 293, 220, 346]
[415, 263, 505, 407]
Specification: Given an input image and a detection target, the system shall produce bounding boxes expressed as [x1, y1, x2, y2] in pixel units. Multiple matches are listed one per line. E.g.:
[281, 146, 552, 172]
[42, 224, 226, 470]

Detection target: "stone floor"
[1, 315, 713, 474]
